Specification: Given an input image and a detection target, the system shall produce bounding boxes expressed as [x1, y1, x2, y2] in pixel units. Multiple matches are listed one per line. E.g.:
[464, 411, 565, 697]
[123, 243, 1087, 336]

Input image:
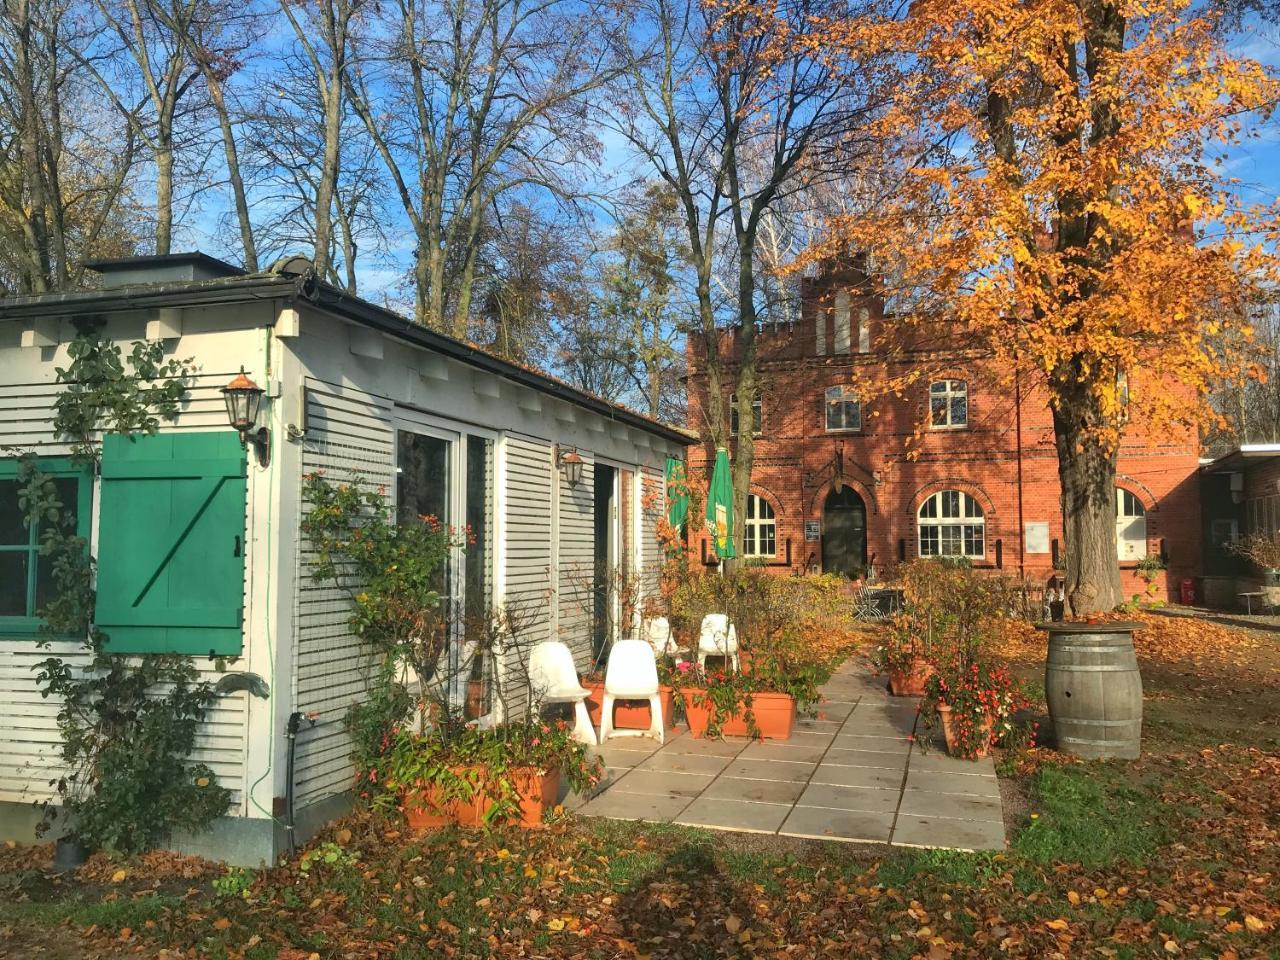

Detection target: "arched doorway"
[822, 486, 867, 578]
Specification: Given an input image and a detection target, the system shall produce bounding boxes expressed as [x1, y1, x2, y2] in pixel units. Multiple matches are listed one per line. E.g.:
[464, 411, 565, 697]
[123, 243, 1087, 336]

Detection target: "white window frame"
[824, 385, 862, 432]
[929, 379, 969, 429]
[742, 493, 777, 558]
[1116, 488, 1147, 561]
[729, 393, 762, 437]
[917, 489, 985, 559]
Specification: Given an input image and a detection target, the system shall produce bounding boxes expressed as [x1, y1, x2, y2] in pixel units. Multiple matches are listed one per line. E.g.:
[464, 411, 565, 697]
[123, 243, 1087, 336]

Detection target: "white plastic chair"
[643, 616, 680, 657]
[528, 641, 596, 745]
[697, 613, 740, 673]
[598, 639, 665, 744]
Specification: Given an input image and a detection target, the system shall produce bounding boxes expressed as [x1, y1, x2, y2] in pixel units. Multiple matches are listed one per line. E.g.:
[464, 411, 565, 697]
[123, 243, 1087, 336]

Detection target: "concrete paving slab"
[892, 815, 1006, 851]
[676, 798, 791, 833]
[822, 747, 910, 770]
[777, 730, 839, 747]
[897, 791, 1004, 823]
[780, 806, 894, 843]
[722, 758, 816, 782]
[739, 741, 829, 764]
[812, 700, 856, 719]
[633, 751, 737, 776]
[907, 750, 996, 774]
[904, 769, 1002, 798]
[799, 716, 847, 732]
[578, 791, 690, 823]
[795, 783, 901, 814]
[842, 717, 917, 737]
[663, 736, 748, 758]
[595, 736, 665, 754]
[608, 769, 713, 798]
[808, 763, 903, 789]
[703, 776, 808, 804]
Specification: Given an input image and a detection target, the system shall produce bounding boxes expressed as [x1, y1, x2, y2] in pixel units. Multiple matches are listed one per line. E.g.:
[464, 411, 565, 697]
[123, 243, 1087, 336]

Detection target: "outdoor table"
[1238, 591, 1266, 614]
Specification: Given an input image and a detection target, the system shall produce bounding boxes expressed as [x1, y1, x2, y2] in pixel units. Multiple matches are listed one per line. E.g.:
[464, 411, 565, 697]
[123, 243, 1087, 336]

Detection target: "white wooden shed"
[0, 253, 689, 865]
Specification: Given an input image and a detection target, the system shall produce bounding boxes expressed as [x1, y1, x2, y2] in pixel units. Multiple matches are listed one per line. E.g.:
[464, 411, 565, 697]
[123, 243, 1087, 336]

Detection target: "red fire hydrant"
[1179, 577, 1195, 606]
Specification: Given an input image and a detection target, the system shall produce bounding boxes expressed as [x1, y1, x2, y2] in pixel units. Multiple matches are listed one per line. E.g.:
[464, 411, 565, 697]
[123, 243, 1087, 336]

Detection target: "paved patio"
[572, 661, 1006, 851]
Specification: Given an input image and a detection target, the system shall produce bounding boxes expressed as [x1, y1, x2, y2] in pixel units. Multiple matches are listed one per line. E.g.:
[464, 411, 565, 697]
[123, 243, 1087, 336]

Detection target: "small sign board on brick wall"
[1025, 522, 1050, 554]
[805, 520, 821, 541]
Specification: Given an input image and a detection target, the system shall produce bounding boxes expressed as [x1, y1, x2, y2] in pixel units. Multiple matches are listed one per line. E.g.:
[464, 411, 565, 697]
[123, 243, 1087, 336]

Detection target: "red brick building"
[684, 262, 1201, 600]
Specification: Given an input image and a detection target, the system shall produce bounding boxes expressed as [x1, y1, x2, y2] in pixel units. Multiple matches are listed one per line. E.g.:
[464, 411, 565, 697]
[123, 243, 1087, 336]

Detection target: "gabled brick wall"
[685, 265, 1201, 601]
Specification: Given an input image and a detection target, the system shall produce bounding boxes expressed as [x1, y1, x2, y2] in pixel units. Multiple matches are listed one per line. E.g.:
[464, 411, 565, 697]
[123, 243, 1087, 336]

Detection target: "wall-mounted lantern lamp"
[222, 367, 270, 466]
[555, 444, 584, 488]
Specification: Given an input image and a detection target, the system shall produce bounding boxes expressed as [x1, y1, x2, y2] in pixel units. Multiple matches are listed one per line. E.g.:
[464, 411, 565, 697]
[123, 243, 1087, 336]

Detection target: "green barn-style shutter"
[95, 432, 248, 655]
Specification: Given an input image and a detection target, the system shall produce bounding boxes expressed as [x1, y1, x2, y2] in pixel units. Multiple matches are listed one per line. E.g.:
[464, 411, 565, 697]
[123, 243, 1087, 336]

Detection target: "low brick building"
[685, 262, 1201, 600]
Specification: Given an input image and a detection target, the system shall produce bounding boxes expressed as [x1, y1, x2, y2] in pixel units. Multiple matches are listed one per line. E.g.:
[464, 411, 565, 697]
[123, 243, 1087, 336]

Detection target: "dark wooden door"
[822, 486, 867, 579]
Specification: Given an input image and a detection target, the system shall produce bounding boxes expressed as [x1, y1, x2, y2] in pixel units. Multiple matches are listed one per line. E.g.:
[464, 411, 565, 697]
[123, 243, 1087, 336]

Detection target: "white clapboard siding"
[498, 434, 553, 721]
[557, 460, 596, 673]
[0, 643, 250, 808]
[0, 372, 253, 811]
[291, 379, 394, 808]
[640, 465, 665, 603]
[0, 372, 241, 454]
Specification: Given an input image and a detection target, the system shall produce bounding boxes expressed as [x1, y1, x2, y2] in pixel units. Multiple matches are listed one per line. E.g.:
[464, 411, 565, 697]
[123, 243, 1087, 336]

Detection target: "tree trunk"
[14, 0, 51, 292]
[206, 73, 258, 272]
[155, 141, 173, 256]
[1052, 391, 1122, 614]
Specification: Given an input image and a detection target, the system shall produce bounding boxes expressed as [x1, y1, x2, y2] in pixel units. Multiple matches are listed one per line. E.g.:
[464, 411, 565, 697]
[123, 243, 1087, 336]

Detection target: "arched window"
[1116, 488, 1147, 560]
[743, 494, 777, 558]
[824, 385, 862, 431]
[918, 490, 985, 558]
[929, 379, 968, 428]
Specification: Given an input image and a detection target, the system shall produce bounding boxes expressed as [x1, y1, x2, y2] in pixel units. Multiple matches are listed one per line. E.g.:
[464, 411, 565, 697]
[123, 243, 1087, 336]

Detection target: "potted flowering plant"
[674, 662, 801, 740]
[918, 658, 1029, 759]
[379, 719, 604, 830]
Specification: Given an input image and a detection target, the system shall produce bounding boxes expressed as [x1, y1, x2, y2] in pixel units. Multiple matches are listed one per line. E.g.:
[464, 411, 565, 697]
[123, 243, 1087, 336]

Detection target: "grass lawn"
[2, 610, 1278, 959]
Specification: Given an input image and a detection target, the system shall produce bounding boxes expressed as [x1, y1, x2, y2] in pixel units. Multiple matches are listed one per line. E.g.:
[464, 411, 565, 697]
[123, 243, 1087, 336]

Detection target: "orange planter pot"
[581, 678, 674, 731]
[681, 689, 796, 740]
[937, 703, 993, 759]
[454, 766, 561, 829]
[887, 658, 934, 697]
[403, 784, 455, 832]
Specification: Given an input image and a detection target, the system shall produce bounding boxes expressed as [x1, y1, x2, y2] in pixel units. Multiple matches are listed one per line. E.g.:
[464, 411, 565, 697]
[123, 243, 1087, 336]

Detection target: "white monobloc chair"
[643, 616, 680, 657]
[528, 641, 596, 745]
[697, 613, 740, 673]
[598, 639, 665, 744]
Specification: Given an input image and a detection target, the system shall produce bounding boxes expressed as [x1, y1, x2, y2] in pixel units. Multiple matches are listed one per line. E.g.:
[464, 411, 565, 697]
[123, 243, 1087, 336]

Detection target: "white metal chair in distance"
[527, 641, 596, 745]
[697, 613, 740, 673]
[598, 639, 665, 744]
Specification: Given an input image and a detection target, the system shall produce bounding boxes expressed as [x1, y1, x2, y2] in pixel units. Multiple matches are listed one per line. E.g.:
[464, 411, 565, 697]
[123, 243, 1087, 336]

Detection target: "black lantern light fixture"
[222, 367, 270, 466]
[555, 444, 584, 488]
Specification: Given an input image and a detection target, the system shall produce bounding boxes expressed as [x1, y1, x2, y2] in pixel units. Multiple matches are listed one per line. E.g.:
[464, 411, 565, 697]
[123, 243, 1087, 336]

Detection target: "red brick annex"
[684, 261, 1201, 601]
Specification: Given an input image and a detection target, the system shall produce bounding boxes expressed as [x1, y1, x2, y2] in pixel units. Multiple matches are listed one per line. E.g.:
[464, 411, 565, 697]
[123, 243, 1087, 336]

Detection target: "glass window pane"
[951, 394, 967, 425]
[920, 525, 939, 555]
[37, 478, 79, 539]
[397, 432, 450, 524]
[940, 525, 962, 555]
[930, 396, 948, 425]
[762, 525, 775, 555]
[0, 552, 30, 616]
[920, 495, 937, 519]
[0, 480, 27, 546]
[942, 490, 960, 518]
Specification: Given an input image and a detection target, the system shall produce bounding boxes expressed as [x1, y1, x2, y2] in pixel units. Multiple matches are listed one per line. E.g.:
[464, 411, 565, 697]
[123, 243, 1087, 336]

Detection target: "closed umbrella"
[705, 447, 736, 560]
[665, 457, 689, 535]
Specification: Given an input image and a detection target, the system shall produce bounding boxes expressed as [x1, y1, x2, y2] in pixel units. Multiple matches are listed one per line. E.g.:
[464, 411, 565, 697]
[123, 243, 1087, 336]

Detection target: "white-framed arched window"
[743, 494, 777, 558]
[1116, 488, 1147, 560]
[918, 490, 985, 558]
[929, 379, 968, 428]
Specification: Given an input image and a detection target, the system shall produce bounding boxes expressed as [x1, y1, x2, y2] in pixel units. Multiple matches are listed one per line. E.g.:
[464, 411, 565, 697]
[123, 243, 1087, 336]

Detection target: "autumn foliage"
[805, 0, 1280, 614]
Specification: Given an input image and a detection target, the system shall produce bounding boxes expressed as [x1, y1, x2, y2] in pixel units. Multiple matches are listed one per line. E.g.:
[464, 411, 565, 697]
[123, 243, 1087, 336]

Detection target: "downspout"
[1015, 360, 1026, 579]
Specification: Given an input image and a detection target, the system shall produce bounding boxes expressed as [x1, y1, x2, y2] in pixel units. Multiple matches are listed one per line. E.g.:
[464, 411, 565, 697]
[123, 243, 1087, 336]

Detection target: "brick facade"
[684, 264, 1201, 601]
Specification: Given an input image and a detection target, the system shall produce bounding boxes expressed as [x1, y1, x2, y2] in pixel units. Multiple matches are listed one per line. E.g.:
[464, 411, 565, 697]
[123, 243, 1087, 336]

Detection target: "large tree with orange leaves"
[811, 0, 1279, 613]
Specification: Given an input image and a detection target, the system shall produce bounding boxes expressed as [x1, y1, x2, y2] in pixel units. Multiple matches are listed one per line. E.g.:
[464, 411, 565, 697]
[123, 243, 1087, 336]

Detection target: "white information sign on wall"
[1025, 522, 1050, 555]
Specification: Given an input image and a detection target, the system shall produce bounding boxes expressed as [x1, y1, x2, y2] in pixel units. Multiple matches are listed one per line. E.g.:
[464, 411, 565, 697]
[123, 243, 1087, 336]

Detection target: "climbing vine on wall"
[19, 321, 231, 857]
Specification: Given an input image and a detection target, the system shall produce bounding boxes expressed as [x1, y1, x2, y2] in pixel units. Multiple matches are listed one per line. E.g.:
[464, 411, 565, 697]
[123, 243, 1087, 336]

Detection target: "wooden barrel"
[1041, 622, 1143, 759]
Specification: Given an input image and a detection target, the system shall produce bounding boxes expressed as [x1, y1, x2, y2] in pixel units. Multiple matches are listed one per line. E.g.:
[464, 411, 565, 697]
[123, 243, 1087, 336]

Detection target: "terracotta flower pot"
[582, 677, 674, 731]
[936, 703, 993, 759]
[680, 689, 796, 740]
[454, 766, 561, 829]
[403, 784, 456, 832]
[887, 658, 934, 697]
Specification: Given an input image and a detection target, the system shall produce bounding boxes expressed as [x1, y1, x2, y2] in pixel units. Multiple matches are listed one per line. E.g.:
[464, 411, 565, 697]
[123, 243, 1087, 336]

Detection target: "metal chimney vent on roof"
[84, 252, 246, 289]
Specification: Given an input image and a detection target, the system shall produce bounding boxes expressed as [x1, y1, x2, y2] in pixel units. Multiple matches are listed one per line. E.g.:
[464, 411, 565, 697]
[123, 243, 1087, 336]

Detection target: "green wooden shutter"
[95, 432, 248, 656]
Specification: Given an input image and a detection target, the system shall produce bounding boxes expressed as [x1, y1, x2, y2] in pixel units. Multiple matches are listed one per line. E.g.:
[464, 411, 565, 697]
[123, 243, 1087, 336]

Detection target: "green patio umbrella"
[705, 447, 736, 560]
[665, 457, 689, 534]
